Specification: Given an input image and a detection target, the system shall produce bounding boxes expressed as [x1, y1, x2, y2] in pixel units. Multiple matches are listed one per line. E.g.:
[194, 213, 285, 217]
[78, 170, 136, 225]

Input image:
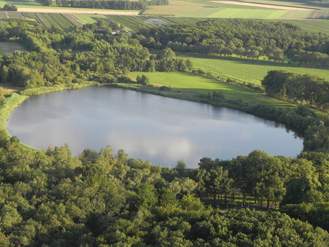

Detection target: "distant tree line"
[36, 0, 169, 10]
[0, 20, 191, 88]
[0, 4, 17, 11]
[137, 19, 329, 67]
[262, 71, 329, 110]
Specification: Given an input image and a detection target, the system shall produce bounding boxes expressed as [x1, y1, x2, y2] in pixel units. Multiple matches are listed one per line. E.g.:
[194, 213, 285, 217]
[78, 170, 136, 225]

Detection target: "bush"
[1, 4, 17, 11]
[136, 74, 150, 85]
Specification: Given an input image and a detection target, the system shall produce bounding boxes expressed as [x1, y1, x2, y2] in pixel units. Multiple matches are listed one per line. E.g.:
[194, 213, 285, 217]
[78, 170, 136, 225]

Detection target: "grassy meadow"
[128, 72, 293, 108]
[144, 0, 324, 19]
[284, 19, 329, 34]
[181, 56, 329, 85]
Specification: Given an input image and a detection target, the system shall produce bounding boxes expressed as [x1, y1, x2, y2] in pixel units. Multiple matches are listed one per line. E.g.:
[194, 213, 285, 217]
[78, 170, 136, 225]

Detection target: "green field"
[284, 19, 329, 34]
[144, 0, 324, 19]
[0, 12, 80, 29]
[181, 56, 329, 85]
[128, 72, 293, 108]
[0, 0, 328, 22]
[73, 14, 103, 24]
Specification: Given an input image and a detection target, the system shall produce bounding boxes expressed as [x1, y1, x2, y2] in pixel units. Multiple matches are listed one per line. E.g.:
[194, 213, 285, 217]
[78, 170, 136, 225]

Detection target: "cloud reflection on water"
[8, 87, 303, 168]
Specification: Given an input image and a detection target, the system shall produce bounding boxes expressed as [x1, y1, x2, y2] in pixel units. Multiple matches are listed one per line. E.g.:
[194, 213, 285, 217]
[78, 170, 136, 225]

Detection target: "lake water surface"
[8, 87, 303, 168]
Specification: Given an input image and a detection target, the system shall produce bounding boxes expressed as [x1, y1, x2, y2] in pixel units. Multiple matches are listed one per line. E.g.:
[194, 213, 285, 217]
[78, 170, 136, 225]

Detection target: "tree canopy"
[137, 19, 329, 67]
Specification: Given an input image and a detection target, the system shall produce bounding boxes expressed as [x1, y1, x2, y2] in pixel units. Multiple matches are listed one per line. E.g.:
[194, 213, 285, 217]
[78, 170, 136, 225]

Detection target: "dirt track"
[211, 1, 314, 11]
[17, 7, 139, 15]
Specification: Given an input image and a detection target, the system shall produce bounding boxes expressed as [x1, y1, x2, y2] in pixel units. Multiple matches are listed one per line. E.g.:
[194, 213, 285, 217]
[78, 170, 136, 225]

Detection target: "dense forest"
[1, 18, 329, 245]
[0, 20, 191, 88]
[0, 134, 328, 245]
[262, 71, 329, 109]
[137, 19, 329, 67]
[0, 4, 17, 11]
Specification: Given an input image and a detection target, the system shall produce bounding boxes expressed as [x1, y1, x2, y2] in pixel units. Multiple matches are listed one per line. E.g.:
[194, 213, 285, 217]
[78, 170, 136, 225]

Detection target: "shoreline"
[0, 80, 314, 155]
[0, 82, 98, 144]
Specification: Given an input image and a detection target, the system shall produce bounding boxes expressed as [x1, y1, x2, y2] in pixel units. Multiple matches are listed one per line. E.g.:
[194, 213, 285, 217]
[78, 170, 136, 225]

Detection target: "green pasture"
[284, 19, 329, 34]
[144, 0, 319, 19]
[128, 72, 293, 108]
[181, 56, 329, 85]
[208, 8, 287, 19]
[74, 14, 107, 24]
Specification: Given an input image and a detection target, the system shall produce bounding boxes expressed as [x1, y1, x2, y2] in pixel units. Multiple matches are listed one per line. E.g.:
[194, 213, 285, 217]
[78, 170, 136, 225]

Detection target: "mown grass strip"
[128, 72, 295, 109]
[22, 81, 98, 96]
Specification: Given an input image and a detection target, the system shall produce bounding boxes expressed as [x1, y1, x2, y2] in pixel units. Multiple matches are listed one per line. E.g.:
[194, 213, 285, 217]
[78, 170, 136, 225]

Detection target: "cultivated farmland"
[143, 0, 327, 19]
[0, 12, 80, 29]
[0, 42, 24, 55]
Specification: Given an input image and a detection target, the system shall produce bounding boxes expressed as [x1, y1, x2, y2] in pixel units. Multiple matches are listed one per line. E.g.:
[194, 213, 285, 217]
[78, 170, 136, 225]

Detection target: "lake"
[8, 87, 303, 168]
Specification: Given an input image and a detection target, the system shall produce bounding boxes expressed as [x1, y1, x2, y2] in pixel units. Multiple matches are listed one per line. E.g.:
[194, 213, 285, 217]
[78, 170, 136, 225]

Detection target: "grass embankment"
[127, 72, 329, 123]
[21, 81, 98, 96]
[127, 72, 294, 109]
[182, 56, 329, 85]
[0, 93, 28, 137]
